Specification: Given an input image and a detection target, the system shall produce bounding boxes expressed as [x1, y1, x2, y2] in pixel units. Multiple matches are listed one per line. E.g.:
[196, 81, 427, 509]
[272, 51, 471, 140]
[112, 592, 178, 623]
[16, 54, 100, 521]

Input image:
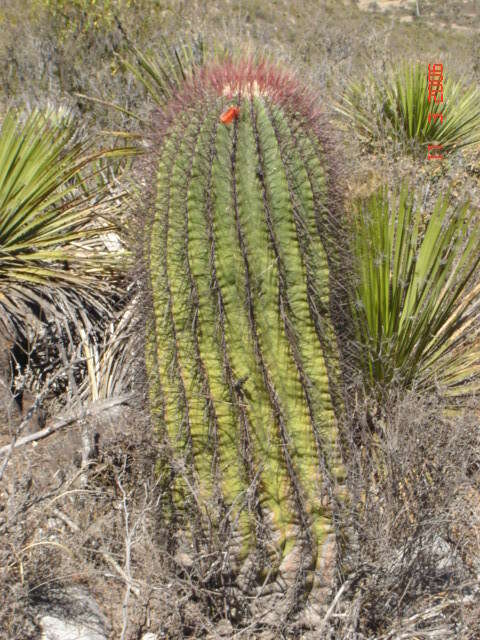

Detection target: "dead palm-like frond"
[76, 290, 139, 401]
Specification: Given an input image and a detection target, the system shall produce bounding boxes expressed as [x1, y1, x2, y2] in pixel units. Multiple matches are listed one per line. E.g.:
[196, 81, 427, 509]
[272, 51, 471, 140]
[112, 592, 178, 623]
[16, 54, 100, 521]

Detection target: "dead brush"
[332, 388, 480, 639]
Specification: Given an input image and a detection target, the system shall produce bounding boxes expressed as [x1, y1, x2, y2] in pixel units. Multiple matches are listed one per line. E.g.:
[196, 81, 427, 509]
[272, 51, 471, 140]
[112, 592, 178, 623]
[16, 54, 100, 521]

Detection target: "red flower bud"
[220, 106, 240, 124]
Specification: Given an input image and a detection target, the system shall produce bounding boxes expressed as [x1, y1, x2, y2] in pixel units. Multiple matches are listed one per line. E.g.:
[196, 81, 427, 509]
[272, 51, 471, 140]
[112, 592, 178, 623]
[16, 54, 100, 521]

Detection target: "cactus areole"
[145, 59, 346, 602]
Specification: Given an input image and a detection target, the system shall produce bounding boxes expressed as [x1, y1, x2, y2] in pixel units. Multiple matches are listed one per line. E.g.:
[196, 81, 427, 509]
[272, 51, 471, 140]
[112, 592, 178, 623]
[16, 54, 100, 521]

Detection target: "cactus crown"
[144, 58, 348, 603]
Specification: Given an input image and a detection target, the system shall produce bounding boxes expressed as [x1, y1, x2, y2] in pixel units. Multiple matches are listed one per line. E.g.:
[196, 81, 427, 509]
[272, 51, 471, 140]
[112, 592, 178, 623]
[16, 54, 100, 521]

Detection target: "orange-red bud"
[220, 106, 240, 124]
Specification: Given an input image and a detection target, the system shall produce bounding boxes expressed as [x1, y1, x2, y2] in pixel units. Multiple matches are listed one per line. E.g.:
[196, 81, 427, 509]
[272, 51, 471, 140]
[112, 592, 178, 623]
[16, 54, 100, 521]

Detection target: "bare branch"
[0, 394, 133, 459]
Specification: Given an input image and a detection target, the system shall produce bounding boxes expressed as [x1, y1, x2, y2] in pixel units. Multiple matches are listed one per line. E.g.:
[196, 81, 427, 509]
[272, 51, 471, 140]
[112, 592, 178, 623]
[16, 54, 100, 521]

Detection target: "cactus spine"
[146, 60, 346, 596]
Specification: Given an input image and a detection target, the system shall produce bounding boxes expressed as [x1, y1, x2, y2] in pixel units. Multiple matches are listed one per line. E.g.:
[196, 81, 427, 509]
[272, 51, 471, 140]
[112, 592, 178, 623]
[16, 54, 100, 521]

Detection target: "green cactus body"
[146, 60, 345, 593]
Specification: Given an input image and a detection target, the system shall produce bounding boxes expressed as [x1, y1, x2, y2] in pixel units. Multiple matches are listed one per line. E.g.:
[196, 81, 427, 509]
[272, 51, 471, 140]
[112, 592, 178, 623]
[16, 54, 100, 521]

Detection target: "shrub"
[338, 390, 480, 638]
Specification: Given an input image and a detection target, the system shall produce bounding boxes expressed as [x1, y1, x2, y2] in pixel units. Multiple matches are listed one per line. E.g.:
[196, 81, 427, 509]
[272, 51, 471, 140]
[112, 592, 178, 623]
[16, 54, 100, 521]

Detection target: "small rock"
[35, 585, 110, 640]
[40, 615, 107, 640]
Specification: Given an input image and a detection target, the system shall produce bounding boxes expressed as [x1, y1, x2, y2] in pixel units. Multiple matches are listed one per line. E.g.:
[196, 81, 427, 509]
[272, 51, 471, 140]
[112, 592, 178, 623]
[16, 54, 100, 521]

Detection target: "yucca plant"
[78, 38, 209, 129]
[351, 183, 480, 404]
[144, 58, 349, 611]
[0, 107, 133, 345]
[117, 37, 207, 109]
[336, 61, 480, 155]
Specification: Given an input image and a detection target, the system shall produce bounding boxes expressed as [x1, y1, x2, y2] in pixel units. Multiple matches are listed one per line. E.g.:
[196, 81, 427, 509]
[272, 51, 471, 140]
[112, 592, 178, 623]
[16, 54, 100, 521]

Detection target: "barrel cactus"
[144, 58, 348, 614]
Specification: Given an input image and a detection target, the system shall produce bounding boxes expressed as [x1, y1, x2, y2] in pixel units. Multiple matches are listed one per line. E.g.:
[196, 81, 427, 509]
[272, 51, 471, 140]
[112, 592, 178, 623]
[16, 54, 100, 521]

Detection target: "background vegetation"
[1, 1, 480, 638]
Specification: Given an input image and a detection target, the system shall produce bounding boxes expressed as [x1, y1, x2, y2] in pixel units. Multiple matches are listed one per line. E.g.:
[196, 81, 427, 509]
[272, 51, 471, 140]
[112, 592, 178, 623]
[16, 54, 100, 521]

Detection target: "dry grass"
[334, 388, 480, 638]
[4, 359, 480, 638]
